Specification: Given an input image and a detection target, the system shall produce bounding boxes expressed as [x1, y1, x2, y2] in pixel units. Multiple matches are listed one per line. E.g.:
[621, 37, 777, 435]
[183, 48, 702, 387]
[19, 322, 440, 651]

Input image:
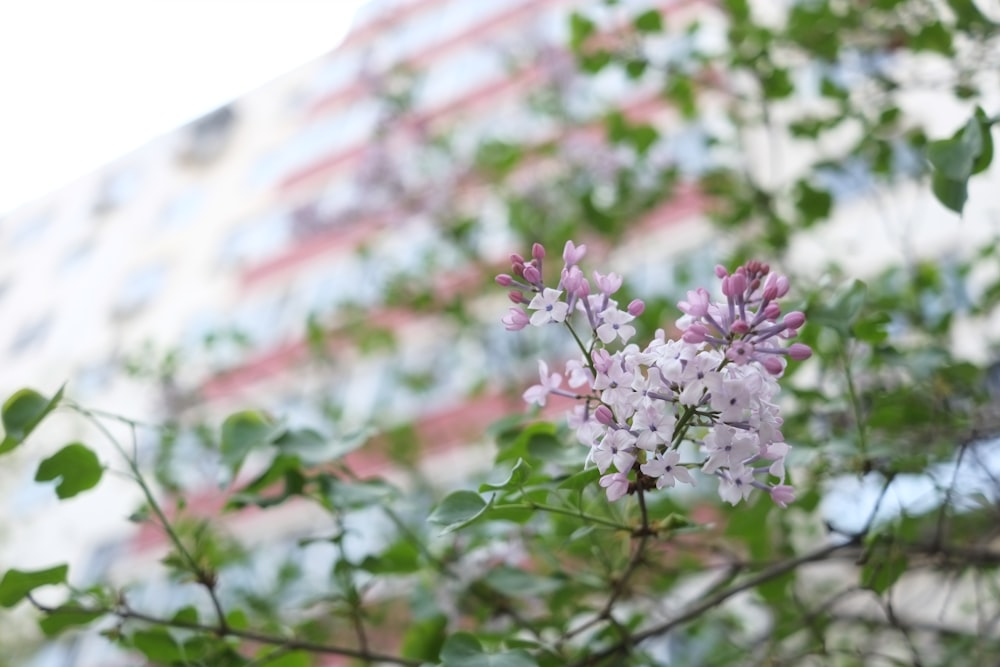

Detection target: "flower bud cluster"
[497, 242, 811, 508]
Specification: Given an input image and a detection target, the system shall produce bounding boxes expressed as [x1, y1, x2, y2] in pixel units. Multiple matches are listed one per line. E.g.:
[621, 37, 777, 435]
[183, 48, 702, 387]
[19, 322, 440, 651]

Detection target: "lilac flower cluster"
[496, 241, 812, 507]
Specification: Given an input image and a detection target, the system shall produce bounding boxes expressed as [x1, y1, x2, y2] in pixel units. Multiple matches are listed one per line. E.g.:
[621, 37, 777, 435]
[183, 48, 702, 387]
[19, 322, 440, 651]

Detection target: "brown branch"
[27, 596, 422, 667]
[567, 536, 861, 666]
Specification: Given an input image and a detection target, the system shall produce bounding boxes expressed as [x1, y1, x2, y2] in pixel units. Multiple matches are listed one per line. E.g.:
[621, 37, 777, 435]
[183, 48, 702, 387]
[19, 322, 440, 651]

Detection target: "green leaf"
[483, 566, 562, 597]
[400, 614, 447, 661]
[254, 650, 310, 667]
[38, 606, 103, 636]
[440, 633, 539, 667]
[360, 539, 421, 574]
[568, 12, 595, 51]
[557, 467, 601, 491]
[0, 565, 68, 608]
[910, 20, 953, 55]
[862, 548, 908, 595]
[927, 109, 993, 214]
[0, 386, 64, 455]
[480, 458, 533, 492]
[928, 118, 982, 181]
[794, 181, 833, 227]
[131, 628, 184, 663]
[931, 173, 968, 214]
[428, 491, 489, 534]
[34, 443, 103, 499]
[633, 9, 663, 33]
[272, 427, 367, 465]
[811, 279, 867, 335]
[220, 410, 279, 476]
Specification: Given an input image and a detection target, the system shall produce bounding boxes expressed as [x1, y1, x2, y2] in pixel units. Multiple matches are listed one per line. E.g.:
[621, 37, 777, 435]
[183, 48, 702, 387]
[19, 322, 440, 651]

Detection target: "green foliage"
[0, 565, 67, 608]
[34, 443, 103, 499]
[0, 386, 63, 455]
[440, 633, 538, 667]
[928, 108, 994, 214]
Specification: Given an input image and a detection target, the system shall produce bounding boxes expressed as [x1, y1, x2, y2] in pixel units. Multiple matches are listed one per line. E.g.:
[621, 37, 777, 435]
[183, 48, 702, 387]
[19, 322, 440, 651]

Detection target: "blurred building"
[0, 1, 717, 665]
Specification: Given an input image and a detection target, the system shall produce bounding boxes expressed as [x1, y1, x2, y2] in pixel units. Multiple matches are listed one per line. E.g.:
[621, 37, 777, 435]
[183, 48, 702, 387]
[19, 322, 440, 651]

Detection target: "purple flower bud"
[788, 343, 812, 360]
[562, 265, 585, 293]
[770, 484, 795, 508]
[508, 290, 524, 304]
[592, 349, 613, 374]
[495, 274, 513, 287]
[593, 271, 623, 295]
[677, 288, 710, 317]
[627, 299, 645, 316]
[501, 307, 530, 331]
[783, 311, 805, 329]
[763, 273, 789, 299]
[728, 272, 748, 296]
[522, 264, 541, 284]
[731, 319, 750, 335]
[763, 302, 781, 320]
[510, 253, 524, 265]
[594, 405, 615, 426]
[761, 356, 785, 375]
[715, 264, 729, 278]
[532, 242, 546, 260]
[563, 240, 587, 265]
[682, 326, 707, 344]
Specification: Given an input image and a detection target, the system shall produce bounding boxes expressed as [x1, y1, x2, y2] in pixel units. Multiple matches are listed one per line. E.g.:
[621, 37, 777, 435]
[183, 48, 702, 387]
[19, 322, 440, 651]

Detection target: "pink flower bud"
[627, 299, 645, 316]
[495, 274, 513, 287]
[522, 264, 541, 284]
[763, 302, 781, 321]
[532, 242, 546, 260]
[562, 265, 585, 293]
[563, 240, 587, 265]
[501, 308, 530, 331]
[715, 264, 729, 278]
[783, 311, 805, 329]
[510, 253, 524, 265]
[677, 288, 710, 317]
[508, 290, 524, 304]
[788, 343, 812, 360]
[770, 484, 795, 508]
[594, 405, 615, 426]
[722, 272, 747, 296]
[762, 356, 785, 375]
[731, 320, 750, 335]
[593, 271, 623, 295]
[682, 326, 706, 344]
[591, 349, 613, 374]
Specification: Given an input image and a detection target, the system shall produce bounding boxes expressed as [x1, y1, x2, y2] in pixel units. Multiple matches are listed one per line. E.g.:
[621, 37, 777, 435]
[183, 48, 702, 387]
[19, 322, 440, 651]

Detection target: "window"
[111, 264, 167, 320]
[9, 315, 52, 354]
[59, 241, 93, 274]
[157, 187, 205, 230]
[9, 212, 51, 248]
[217, 213, 293, 268]
[176, 105, 237, 165]
[93, 168, 139, 215]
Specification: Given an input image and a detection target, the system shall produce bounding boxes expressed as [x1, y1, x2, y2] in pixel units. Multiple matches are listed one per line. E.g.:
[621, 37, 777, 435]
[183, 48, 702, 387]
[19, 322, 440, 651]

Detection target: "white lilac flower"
[718, 465, 755, 505]
[596, 307, 636, 344]
[522, 360, 563, 407]
[527, 288, 569, 326]
[592, 429, 637, 474]
[631, 405, 675, 451]
[640, 450, 694, 488]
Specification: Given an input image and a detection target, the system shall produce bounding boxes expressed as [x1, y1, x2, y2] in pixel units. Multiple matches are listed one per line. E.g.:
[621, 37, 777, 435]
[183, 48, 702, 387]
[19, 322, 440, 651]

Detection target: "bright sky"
[0, 0, 367, 215]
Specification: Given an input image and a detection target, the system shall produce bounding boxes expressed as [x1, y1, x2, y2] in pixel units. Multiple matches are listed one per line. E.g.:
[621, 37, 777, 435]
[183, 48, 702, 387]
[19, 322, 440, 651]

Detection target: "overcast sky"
[0, 1, 366, 215]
